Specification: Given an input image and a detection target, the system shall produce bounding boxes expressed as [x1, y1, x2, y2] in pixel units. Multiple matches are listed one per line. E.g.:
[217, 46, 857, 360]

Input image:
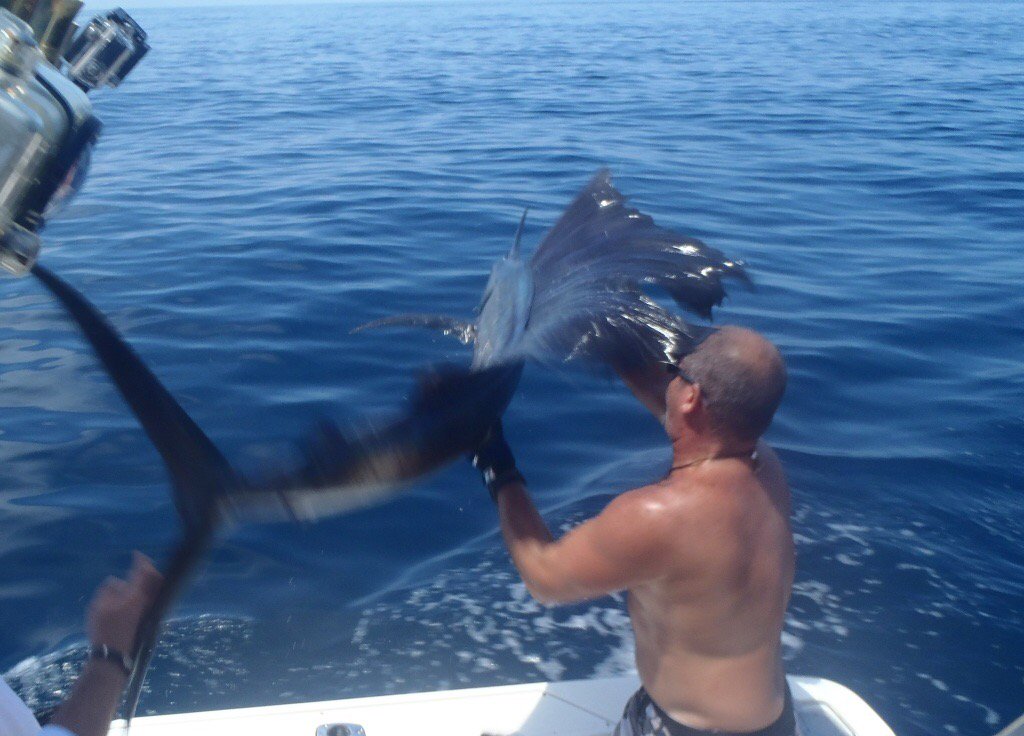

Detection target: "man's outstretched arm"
[494, 480, 670, 604]
[615, 363, 672, 424]
[48, 553, 162, 736]
[473, 425, 670, 605]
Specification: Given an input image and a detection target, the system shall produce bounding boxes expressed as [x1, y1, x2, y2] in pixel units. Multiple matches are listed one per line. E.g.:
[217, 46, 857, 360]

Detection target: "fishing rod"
[2, 2, 154, 721]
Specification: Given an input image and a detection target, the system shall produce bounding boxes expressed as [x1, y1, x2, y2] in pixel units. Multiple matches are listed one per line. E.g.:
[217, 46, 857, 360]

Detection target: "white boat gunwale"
[107, 674, 896, 736]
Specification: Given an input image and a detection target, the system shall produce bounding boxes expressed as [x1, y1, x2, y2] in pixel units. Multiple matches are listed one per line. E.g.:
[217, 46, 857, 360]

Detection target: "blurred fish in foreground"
[29, 170, 745, 723]
[32, 264, 518, 724]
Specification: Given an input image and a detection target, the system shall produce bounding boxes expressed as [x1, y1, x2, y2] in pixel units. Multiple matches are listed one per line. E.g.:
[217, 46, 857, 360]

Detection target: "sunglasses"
[664, 362, 696, 384]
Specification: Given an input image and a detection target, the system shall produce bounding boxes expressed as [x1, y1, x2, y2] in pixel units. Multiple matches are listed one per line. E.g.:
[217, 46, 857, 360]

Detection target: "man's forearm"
[49, 660, 126, 736]
[495, 481, 557, 600]
[615, 365, 669, 422]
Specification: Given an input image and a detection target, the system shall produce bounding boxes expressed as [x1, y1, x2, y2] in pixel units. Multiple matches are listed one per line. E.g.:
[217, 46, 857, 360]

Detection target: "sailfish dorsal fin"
[508, 207, 529, 259]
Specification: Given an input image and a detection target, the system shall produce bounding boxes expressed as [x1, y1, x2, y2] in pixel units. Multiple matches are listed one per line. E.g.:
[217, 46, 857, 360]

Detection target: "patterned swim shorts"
[612, 685, 796, 736]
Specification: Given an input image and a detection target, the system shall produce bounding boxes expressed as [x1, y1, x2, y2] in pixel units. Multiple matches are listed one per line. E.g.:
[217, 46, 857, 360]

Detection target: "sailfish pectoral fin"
[509, 207, 529, 259]
[351, 313, 476, 345]
[31, 264, 235, 725]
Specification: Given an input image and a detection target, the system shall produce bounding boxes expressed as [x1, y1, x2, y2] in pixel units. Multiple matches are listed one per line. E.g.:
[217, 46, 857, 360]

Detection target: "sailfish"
[30, 170, 747, 723]
[356, 169, 748, 370]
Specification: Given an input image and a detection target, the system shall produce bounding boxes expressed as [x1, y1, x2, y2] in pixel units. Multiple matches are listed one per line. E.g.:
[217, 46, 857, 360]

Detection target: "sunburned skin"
[494, 327, 794, 733]
[628, 442, 793, 730]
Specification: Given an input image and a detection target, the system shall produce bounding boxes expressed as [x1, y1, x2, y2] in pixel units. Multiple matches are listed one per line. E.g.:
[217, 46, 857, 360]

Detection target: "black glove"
[470, 421, 525, 502]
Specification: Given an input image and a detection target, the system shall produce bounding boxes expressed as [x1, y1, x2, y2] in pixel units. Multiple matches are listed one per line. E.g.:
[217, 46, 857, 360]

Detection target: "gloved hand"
[470, 421, 525, 502]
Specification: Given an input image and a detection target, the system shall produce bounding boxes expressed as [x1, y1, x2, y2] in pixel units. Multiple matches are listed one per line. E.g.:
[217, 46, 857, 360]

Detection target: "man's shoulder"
[606, 481, 671, 517]
[753, 442, 790, 500]
[604, 478, 746, 580]
[610, 476, 722, 534]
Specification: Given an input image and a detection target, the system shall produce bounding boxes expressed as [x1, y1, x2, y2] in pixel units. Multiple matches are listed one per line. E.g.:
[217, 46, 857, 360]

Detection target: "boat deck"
[108, 675, 895, 736]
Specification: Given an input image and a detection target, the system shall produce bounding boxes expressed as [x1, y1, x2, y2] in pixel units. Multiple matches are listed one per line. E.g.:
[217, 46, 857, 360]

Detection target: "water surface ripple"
[1, 2, 1022, 734]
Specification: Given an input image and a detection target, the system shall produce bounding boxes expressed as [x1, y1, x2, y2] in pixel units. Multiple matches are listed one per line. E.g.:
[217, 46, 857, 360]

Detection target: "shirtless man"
[471, 327, 795, 736]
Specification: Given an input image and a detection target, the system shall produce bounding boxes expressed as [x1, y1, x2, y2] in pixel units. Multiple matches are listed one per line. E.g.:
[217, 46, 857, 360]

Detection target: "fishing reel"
[0, 2, 148, 276]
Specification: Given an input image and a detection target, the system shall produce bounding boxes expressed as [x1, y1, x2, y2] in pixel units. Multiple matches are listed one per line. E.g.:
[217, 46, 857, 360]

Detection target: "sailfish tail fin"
[31, 265, 235, 528]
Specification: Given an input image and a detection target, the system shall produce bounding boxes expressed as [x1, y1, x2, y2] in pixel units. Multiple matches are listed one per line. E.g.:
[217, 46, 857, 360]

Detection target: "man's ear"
[680, 382, 702, 415]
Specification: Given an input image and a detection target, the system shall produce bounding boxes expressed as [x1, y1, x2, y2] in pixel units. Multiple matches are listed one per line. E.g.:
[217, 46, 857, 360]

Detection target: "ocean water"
[1, 1, 1022, 733]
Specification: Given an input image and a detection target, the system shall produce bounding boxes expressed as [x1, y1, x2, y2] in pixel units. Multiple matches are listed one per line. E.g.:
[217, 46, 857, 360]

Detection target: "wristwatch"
[89, 644, 133, 678]
[486, 468, 526, 503]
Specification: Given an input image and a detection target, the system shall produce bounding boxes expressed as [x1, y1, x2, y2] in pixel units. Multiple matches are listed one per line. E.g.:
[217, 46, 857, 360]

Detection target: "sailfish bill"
[31, 264, 233, 723]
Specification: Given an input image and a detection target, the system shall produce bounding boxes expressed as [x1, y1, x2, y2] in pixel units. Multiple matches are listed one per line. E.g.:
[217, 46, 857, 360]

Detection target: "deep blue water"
[2, 1, 1022, 734]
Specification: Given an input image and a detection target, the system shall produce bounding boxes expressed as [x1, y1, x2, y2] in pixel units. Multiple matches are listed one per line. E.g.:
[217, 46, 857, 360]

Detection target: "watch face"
[90, 643, 133, 676]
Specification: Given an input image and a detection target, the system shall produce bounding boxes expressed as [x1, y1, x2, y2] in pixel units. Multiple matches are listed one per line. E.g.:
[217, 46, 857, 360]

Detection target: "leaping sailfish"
[356, 169, 748, 370]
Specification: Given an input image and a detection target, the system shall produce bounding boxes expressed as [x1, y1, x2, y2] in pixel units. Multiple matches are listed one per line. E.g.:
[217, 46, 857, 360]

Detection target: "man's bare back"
[628, 442, 794, 731]
[474, 326, 794, 735]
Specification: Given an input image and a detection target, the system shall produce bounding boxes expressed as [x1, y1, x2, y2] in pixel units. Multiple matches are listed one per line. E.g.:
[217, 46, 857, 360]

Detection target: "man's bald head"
[678, 327, 787, 444]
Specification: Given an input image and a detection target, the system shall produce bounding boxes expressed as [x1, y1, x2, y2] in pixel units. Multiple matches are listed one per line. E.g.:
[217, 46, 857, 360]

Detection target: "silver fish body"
[223, 361, 523, 523]
[473, 253, 534, 367]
